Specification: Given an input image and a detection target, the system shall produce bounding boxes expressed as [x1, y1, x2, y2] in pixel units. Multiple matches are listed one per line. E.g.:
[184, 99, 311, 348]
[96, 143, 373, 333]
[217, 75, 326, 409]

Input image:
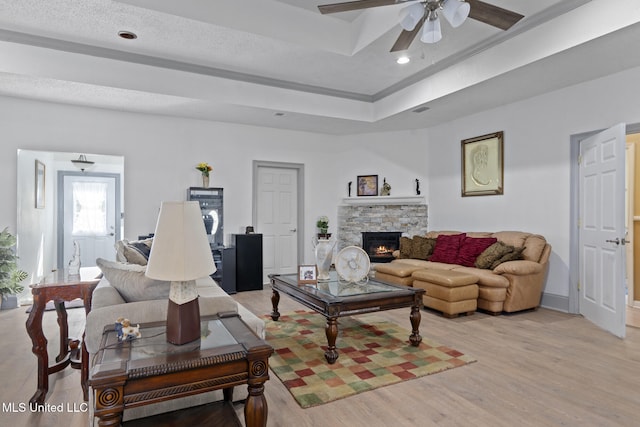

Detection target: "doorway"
[253, 161, 304, 283]
[625, 132, 640, 327]
[570, 123, 640, 337]
[57, 171, 121, 269]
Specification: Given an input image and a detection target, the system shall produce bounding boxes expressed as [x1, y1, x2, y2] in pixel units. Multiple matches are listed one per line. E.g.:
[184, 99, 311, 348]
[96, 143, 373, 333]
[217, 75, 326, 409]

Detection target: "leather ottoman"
[374, 263, 424, 286]
[412, 269, 479, 318]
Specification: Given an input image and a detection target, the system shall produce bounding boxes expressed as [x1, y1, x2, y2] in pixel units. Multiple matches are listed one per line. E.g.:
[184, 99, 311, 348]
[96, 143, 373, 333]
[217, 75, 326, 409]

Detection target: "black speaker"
[232, 234, 263, 292]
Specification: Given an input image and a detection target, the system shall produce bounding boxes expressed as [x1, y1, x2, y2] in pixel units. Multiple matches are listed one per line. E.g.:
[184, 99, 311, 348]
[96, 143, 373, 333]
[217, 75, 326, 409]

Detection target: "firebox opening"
[361, 232, 402, 263]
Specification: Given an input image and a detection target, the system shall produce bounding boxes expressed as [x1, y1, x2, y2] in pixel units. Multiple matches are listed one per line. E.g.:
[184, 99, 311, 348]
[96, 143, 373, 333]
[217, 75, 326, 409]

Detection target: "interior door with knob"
[579, 123, 626, 338]
[256, 166, 299, 282]
[59, 173, 119, 269]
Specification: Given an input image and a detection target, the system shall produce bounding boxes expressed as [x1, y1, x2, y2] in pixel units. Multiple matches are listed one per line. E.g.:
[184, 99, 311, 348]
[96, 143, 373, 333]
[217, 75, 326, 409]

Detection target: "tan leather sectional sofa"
[374, 231, 551, 314]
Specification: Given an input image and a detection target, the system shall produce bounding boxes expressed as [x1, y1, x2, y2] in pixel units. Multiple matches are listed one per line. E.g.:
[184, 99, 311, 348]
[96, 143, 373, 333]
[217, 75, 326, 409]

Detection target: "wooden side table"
[25, 267, 101, 404]
[90, 313, 273, 427]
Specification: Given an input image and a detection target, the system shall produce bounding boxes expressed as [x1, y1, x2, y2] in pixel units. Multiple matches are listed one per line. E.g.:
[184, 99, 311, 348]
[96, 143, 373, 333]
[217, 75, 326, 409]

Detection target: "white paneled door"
[61, 174, 118, 269]
[257, 166, 299, 283]
[579, 123, 626, 338]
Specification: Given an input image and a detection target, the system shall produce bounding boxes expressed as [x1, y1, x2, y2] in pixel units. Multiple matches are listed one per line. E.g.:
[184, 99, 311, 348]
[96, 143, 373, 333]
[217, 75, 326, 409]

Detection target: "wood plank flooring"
[3, 285, 639, 427]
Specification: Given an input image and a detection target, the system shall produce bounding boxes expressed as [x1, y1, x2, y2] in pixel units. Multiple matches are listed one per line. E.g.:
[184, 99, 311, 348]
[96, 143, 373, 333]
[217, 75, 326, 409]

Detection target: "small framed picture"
[357, 175, 378, 196]
[298, 265, 318, 284]
[35, 160, 46, 209]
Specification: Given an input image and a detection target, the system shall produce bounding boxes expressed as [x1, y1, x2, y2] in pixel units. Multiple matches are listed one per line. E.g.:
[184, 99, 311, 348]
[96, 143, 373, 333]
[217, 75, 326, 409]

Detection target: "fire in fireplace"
[361, 232, 402, 263]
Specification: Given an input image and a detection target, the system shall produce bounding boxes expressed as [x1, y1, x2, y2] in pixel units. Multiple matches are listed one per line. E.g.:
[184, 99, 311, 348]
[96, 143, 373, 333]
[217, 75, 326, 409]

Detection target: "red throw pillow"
[429, 233, 466, 264]
[457, 237, 498, 267]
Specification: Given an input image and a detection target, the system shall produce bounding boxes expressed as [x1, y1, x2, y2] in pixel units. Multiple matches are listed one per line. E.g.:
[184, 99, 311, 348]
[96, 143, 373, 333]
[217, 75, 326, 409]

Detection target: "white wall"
[0, 97, 424, 279]
[2, 63, 640, 308]
[426, 65, 640, 304]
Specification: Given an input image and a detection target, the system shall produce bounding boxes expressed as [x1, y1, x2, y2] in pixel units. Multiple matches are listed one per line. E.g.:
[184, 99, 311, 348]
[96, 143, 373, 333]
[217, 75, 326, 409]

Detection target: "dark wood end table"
[269, 271, 424, 364]
[25, 267, 101, 404]
[90, 313, 273, 427]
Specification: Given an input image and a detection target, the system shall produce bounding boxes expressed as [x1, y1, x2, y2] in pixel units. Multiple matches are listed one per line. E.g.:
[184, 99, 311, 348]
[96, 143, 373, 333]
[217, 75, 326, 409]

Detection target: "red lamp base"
[166, 297, 200, 345]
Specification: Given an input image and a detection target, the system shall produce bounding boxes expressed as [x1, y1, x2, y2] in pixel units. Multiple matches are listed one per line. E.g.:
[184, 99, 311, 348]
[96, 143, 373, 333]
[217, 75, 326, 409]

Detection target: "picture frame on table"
[35, 160, 46, 209]
[298, 265, 318, 285]
[357, 175, 378, 196]
[461, 131, 504, 197]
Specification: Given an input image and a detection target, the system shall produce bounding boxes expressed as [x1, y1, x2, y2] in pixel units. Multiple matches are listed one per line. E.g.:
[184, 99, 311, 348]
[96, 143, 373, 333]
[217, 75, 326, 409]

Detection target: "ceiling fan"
[317, 0, 525, 52]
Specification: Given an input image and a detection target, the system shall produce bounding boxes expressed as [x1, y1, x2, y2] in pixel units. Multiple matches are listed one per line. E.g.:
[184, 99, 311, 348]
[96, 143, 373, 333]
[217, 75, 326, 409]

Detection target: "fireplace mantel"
[341, 196, 425, 205]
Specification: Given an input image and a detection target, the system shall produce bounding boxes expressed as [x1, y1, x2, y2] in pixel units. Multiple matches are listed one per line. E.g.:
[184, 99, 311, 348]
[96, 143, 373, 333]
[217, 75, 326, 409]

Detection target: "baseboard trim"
[540, 292, 570, 313]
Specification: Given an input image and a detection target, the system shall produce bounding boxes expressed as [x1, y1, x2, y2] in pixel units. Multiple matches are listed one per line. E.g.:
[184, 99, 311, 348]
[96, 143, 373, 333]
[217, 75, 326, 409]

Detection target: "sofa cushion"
[430, 233, 466, 264]
[457, 237, 498, 267]
[398, 236, 413, 259]
[411, 236, 437, 260]
[96, 258, 170, 302]
[474, 241, 515, 269]
[115, 238, 153, 265]
[491, 246, 525, 269]
[451, 266, 510, 288]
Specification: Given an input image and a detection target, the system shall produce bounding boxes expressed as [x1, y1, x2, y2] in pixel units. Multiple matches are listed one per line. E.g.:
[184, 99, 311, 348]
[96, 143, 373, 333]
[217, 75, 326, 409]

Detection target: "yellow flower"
[196, 162, 213, 177]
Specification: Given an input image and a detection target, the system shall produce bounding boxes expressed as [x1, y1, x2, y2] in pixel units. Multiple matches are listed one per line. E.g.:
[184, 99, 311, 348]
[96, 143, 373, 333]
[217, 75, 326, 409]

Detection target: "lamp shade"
[146, 201, 216, 282]
[421, 16, 442, 44]
[399, 3, 424, 31]
[442, 0, 470, 28]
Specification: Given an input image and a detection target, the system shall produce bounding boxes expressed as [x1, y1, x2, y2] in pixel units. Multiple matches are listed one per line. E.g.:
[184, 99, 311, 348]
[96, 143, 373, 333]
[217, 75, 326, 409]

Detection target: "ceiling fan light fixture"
[421, 14, 442, 44]
[441, 0, 470, 28]
[399, 3, 425, 32]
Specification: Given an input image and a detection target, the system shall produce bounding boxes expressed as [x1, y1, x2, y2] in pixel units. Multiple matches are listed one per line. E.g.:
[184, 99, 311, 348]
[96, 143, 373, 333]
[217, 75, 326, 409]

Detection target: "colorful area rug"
[265, 310, 476, 408]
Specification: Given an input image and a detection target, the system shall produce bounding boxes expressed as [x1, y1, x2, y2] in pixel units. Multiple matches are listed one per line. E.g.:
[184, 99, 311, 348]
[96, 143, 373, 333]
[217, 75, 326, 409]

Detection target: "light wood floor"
[4, 286, 640, 427]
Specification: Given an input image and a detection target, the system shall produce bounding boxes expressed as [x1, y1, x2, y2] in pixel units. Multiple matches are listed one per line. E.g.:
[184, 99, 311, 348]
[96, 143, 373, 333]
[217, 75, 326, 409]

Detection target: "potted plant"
[316, 216, 331, 239]
[0, 227, 28, 310]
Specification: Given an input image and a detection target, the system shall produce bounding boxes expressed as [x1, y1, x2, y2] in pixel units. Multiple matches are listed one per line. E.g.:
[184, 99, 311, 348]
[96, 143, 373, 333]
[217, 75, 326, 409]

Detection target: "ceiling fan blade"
[318, 0, 406, 15]
[467, 0, 524, 31]
[390, 18, 424, 52]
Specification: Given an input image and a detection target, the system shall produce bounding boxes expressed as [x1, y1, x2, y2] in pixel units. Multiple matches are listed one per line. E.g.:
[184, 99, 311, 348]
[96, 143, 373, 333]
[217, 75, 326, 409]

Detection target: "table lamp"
[146, 201, 216, 345]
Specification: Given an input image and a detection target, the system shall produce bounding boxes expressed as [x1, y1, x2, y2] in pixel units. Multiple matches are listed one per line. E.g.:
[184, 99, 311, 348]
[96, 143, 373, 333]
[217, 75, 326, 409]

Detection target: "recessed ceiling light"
[274, 112, 285, 117]
[118, 31, 137, 40]
[396, 56, 410, 65]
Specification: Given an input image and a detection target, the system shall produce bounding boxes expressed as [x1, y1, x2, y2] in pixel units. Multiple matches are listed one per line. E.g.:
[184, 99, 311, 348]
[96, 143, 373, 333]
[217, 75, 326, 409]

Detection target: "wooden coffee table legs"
[409, 302, 423, 346]
[270, 289, 280, 321]
[324, 317, 339, 364]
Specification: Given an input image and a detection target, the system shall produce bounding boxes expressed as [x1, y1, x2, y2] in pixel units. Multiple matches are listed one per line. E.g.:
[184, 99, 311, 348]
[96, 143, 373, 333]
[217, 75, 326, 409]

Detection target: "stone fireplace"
[337, 198, 428, 255]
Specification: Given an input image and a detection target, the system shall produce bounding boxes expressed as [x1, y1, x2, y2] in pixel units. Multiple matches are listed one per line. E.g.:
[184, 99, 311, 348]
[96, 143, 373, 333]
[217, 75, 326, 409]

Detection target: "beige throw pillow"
[96, 258, 170, 302]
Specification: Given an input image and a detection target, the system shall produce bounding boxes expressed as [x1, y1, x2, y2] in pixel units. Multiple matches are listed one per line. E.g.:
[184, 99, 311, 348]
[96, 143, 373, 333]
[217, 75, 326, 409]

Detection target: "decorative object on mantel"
[348, 181, 352, 197]
[312, 235, 336, 281]
[461, 131, 504, 197]
[195, 162, 213, 188]
[380, 177, 391, 196]
[316, 215, 330, 239]
[416, 178, 421, 195]
[357, 175, 378, 196]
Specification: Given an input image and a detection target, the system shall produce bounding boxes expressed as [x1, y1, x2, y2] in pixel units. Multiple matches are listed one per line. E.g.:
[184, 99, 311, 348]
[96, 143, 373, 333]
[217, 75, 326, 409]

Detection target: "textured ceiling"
[0, 0, 638, 134]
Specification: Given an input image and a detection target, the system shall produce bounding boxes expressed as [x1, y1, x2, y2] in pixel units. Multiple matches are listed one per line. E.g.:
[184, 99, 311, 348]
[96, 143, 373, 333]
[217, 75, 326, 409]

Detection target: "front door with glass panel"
[58, 173, 119, 269]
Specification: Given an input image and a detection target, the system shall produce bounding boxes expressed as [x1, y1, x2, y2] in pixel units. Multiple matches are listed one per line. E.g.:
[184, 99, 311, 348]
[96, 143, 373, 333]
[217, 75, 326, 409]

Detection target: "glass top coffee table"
[269, 271, 425, 364]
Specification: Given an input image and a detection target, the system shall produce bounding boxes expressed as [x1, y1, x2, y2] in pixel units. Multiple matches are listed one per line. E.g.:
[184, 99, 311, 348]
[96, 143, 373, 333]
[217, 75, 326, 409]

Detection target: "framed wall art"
[357, 175, 378, 196]
[298, 265, 318, 285]
[461, 131, 504, 197]
[35, 160, 46, 209]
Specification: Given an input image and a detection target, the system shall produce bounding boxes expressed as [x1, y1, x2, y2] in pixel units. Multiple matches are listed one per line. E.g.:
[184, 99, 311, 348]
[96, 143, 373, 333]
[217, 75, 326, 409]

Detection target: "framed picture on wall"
[35, 160, 45, 209]
[461, 131, 504, 197]
[298, 265, 318, 285]
[357, 175, 378, 196]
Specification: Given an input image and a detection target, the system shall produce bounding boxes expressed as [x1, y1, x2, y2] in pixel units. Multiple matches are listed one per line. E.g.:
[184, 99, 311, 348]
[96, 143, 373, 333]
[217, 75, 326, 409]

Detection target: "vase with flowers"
[196, 162, 213, 188]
